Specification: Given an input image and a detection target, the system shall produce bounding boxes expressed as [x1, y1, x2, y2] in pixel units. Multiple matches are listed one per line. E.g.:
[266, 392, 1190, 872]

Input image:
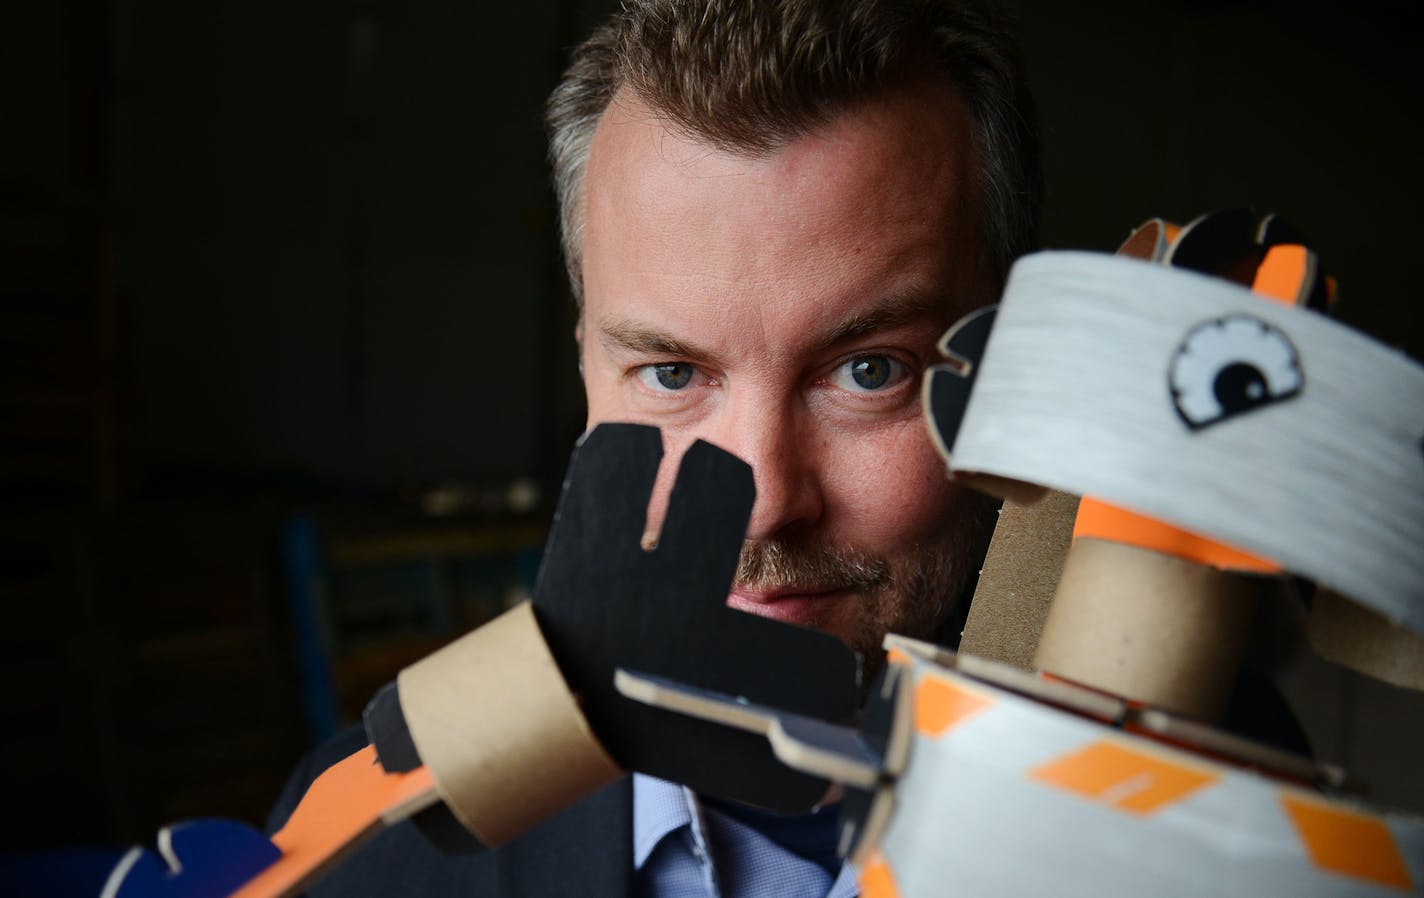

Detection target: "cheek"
[581, 346, 635, 427]
[820, 419, 954, 544]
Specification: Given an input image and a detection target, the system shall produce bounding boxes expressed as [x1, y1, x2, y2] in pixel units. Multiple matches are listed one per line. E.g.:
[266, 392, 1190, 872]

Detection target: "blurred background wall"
[0, 0, 1419, 884]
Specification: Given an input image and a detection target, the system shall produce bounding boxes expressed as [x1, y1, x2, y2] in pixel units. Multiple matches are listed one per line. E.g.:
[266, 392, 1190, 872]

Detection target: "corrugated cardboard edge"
[1308, 590, 1424, 691]
[398, 602, 621, 846]
[958, 490, 1079, 670]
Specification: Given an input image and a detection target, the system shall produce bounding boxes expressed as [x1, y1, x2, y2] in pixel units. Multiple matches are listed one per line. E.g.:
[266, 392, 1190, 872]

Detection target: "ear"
[574, 319, 585, 378]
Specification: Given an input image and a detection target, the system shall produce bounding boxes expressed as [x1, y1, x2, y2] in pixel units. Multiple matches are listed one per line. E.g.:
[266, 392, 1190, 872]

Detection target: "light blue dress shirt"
[633, 773, 861, 898]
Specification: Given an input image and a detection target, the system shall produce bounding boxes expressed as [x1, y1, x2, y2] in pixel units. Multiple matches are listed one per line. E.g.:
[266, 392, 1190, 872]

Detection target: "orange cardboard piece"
[1280, 792, 1415, 890]
[1252, 243, 1313, 305]
[858, 852, 902, 898]
[914, 673, 993, 737]
[1029, 740, 1218, 816]
[1073, 498, 1280, 573]
[231, 747, 437, 898]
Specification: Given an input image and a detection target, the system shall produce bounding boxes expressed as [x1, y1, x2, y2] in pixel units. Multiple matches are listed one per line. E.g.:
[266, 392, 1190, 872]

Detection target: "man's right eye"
[636, 362, 697, 392]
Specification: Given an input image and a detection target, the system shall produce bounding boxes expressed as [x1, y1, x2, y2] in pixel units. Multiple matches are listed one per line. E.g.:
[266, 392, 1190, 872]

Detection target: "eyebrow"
[814, 293, 946, 351]
[599, 318, 702, 358]
[597, 291, 949, 360]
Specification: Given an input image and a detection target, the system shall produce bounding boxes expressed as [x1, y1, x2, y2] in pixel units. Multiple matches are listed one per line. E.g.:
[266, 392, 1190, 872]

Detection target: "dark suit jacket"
[268, 727, 634, 897]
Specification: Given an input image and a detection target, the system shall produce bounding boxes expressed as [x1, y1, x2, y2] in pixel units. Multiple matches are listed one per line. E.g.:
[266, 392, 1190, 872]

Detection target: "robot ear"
[923, 305, 997, 467]
[1254, 211, 1310, 247]
[1163, 209, 1335, 312]
[1163, 208, 1262, 284]
[924, 305, 1044, 503]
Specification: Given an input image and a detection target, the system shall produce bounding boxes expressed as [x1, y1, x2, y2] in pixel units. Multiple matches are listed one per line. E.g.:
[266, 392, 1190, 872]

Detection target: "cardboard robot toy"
[103, 212, 1424, 897]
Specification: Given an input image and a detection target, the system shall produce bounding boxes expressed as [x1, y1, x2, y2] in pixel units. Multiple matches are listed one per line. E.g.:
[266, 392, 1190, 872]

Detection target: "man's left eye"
[831, 355, 908, 392]
[636, 362, 698, 392]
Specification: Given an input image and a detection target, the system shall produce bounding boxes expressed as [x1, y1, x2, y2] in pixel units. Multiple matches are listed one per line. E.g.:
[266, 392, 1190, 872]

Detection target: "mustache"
[734, 539, 888, 593]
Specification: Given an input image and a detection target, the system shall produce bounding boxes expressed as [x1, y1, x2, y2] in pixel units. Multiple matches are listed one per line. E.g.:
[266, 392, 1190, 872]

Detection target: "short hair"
[545, 0, 1043, 305]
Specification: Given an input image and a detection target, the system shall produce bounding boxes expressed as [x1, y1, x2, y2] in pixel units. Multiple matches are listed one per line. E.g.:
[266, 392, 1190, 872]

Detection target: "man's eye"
[637, 362, 697, 392]
[831, 355, 907, 392]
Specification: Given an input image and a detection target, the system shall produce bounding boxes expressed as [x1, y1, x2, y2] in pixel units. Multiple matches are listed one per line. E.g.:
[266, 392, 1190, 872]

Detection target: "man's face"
[577, 76, 994, 661]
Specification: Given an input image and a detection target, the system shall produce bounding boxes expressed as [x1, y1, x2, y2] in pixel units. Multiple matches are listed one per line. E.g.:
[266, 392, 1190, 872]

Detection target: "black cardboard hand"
[532, 423, 857, 813]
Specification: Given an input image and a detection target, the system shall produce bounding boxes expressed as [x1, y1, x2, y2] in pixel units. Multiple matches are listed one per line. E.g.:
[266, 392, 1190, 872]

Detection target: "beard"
[732, 490, 997, 679]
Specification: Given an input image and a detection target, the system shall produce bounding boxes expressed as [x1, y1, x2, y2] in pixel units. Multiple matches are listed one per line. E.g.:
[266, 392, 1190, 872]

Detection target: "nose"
[639, 397, 825, 551]
[708, 398, 824, 542]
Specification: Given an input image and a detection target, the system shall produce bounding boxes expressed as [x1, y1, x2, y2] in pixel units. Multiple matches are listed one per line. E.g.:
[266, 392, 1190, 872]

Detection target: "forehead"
[579, 77, 987, 356]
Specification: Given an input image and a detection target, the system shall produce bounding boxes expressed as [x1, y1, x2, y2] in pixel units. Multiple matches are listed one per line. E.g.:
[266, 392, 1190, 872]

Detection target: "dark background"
[1, 0, 1421, 883]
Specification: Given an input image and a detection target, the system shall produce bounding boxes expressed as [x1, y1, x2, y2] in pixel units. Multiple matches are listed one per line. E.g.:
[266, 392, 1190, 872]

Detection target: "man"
[550, 0, 1039, 664]
[271, 1, 1041, 894]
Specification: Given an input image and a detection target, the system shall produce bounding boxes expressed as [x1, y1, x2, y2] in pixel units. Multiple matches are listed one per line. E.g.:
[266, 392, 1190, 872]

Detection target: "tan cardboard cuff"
[1308, 589, 1424, 691]
[1033, 537, 1256, 721]
[397, 601, 621, 846]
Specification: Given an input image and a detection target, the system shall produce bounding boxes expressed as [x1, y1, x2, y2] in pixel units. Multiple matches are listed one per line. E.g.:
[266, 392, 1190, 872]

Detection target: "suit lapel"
[499, 776, 633, 897]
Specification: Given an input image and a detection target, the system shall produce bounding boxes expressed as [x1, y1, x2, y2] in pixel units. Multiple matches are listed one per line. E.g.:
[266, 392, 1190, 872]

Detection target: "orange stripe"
[1073, 498, 1281, 572]
[1281, 793, 1414, 890]
[886, 646, 912, 667]
[1252, 243, 1310, 306]
[858, 852, 902, 898]
[232, 746, 438, 898]
[1029, 740, 1217, 816]
[914, 673, 993, 737]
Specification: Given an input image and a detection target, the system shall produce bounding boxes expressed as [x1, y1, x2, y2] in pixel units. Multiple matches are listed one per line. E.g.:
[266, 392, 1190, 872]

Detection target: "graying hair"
[546, 0, 1042, 306]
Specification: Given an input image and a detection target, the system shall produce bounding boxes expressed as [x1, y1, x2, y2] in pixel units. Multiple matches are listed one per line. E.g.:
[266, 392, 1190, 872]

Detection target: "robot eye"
[1169, 314, 1303, 429]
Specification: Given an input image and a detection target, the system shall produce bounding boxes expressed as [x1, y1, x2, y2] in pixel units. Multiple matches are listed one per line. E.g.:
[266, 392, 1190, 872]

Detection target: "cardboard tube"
[1308, 589, 1424, 691]
[397, 602, 621, 846]
[1034, 538, 1256, 721]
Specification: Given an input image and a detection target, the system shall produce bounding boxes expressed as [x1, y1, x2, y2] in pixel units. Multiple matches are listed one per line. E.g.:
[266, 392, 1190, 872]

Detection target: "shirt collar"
[631, 773, 698, 869]
[632, 773, 861, 898]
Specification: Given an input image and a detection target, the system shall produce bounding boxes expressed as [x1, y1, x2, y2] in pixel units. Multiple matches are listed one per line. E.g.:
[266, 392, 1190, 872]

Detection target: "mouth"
[726, 585, 847, 626]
